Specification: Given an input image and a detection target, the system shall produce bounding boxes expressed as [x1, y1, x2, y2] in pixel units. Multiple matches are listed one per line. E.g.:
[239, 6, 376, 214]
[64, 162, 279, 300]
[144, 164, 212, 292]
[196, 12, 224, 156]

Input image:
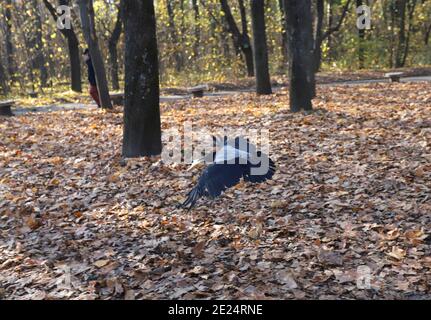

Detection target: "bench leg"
[192, 91, 204, 98]
[0, 106, 13, 116]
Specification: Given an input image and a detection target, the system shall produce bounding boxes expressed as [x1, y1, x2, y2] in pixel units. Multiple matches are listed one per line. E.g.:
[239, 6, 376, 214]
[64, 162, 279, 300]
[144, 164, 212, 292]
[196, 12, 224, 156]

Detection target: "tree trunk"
[424, 23, 431, 45]
[0, 54, 9, 94]
[219, 16, 231, 57]
[284, 0, 314, 112]
[192, 0, 201, 59]
[278, 0, 289, 68]
[166, 0, 183, 72]
[251, 0, 272, 95]
[78, 0, 112, 109]
[13, 1, 36, 92]
[238, 0, 254, 77]
[108, 6, 122, 91]
[313, 0, 324, 72]
[243, 45, 255, 77]
[179, 0, 187, 43]
[238, 0, 248, 35]
[30, 0, 48, 87]
[400, 0, 417, 67]
[394, 0, 407, 68]
[357, 0, 365, 69]
[122, 0, 162, 157]
[67, 36, 82, 93]
[220, 0, 254, 76]
[327, 0, 333, 53]
[42, 0, 82, 92]
[5, 0, 15, 82]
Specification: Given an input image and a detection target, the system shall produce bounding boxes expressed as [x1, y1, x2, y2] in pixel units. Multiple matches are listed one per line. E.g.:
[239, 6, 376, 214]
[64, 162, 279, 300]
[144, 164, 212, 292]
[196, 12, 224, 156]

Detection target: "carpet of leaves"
[0, 82, 430, 300]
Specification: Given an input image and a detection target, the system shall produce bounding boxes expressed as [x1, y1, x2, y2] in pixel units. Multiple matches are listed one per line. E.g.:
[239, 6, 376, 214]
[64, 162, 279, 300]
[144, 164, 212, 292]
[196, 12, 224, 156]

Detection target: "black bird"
[181, 136, 276, 209]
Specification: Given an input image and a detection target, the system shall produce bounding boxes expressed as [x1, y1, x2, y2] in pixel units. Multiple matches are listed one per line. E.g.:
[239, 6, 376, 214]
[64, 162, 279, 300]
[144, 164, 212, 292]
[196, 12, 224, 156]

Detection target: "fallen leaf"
[94, 260, 110, 268]
[386, 246, 406, 260]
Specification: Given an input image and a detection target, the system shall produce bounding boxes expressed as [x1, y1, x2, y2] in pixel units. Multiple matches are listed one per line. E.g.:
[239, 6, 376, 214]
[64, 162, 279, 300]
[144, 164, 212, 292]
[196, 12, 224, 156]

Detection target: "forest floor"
[0, 81, 430, 299]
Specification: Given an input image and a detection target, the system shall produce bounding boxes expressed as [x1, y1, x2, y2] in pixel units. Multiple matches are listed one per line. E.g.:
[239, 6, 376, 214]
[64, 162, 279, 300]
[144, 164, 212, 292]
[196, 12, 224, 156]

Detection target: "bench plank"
[188, 85, 209, 98]
[385, 72, 404, 82]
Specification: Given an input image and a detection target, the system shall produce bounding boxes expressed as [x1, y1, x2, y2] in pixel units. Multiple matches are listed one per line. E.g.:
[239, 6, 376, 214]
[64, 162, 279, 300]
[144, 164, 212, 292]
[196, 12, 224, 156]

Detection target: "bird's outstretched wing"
[244, 151, 276, 183]
[181, 162, 247, 209]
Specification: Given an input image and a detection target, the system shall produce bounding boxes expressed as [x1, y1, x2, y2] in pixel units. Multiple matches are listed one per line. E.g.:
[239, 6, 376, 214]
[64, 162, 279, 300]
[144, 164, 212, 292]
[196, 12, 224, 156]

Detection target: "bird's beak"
[187, 157, 205, 171]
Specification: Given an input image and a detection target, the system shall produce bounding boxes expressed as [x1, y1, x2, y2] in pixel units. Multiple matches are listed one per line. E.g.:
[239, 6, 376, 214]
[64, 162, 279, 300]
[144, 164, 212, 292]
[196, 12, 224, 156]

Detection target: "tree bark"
[5, 0, 15, 82]
[313, 0, 324, 73]
[220, 0, 254, 76]
[238, 0, 254, 77]
[108, 5, 123, 91]
[78, 0, 112, 109]
[0, 53, 9, 94]
[390, 0, 417, 68]
[424, 23, 431, 45]
[327, 0, 334, 52]
[394, 0, 407, 68]
[278, 0, 289, 68]
[42, 0, 82, 92]
[284, 0, 314, 112]
[30, 0, 48, 87]
[166, 0, 183, 72]
[357, 0, 365, 69]
[251, 0, 272, 95]
[192, 0, 201, 59]
[122, 0, 162, 157]
[400, 0, 417, 67]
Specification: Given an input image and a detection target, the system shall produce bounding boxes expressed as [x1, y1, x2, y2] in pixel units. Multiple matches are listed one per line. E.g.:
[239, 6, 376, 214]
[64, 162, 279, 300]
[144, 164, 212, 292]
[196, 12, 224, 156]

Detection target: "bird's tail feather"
[181, 186, 202, 209]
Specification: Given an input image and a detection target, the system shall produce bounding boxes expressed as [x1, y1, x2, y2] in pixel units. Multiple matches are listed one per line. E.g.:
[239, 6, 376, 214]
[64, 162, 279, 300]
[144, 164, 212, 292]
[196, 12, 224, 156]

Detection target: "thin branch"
[322, 0, 353, 41]
[199, 0, 221, 26]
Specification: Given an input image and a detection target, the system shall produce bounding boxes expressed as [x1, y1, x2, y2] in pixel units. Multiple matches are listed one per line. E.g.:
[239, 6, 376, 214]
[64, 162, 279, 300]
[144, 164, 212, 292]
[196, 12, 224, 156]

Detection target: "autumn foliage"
[0, 82, 430, 299]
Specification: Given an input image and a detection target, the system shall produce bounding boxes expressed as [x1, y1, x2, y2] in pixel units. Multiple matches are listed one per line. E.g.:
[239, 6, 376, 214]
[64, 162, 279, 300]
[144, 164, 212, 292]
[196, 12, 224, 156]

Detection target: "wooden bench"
[385, 72, 404, 83]
[0, 100, 15, 116]
[188, 85, 209, 98]
[110, 92, 124, 105]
